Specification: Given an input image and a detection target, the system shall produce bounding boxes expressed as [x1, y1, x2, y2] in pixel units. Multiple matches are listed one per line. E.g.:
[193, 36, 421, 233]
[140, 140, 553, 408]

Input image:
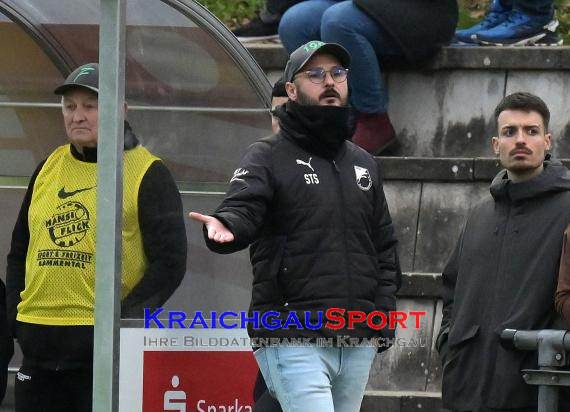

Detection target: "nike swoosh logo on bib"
[58, 186, 95, 199]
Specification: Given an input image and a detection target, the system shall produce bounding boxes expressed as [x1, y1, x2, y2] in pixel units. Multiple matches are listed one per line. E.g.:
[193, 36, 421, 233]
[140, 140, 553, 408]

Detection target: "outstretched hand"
[189, 212, 235, 243]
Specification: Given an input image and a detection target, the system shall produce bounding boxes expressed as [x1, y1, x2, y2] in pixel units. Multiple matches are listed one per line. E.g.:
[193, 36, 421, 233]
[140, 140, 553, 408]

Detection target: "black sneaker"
[232, 17, 279, 43]
[533, 31, 563, 46]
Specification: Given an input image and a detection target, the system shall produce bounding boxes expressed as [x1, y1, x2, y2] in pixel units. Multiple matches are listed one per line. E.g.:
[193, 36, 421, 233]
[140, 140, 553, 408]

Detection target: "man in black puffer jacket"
[191, 41, 401, 412]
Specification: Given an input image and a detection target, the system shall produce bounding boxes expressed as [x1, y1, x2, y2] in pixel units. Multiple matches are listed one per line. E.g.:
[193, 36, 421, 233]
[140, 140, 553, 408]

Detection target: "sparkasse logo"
[143, 351, 257, 412]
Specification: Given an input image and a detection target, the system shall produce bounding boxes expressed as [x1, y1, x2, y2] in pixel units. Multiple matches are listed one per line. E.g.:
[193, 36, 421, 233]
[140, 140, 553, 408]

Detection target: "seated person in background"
[6, 63, 187, 412]
[278, 0, 457, 154]
[455, 0, 561, 46]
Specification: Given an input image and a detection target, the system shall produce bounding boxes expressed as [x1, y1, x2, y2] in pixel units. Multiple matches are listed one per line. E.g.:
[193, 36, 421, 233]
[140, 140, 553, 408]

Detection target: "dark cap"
[284, 41, 350, 83]
[54, 63, 99, 95]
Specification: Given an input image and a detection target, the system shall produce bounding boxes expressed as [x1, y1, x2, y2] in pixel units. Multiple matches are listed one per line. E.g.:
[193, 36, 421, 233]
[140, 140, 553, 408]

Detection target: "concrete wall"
[252, 45, 570, 159]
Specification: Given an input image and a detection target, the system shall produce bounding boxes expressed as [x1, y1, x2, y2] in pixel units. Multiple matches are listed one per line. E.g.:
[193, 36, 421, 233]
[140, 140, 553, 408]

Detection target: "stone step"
[378, 156, 499, 181]
[398, 272, 441, 298]
[246, 43, 570, 72]
[379, 156, 570, 181]
[378, 157, 570, 273]
[379, 157, 489, 274]
[246, 43, 570, 158]
[362, 391, 442, 412]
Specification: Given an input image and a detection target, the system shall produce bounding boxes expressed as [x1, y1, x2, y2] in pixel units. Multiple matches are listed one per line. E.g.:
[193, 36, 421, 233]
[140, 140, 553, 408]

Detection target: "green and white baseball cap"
[284, 41, 351, 83]
[54, 63, 99, 95]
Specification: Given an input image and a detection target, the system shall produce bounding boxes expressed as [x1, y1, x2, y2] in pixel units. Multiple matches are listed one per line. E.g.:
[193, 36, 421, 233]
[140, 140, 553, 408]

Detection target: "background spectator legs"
[279, 0, 404, 153]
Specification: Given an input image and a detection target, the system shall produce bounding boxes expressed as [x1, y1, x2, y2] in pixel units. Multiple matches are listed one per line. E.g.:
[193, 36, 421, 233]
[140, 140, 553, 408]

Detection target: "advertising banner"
[120, 328, 258, 412]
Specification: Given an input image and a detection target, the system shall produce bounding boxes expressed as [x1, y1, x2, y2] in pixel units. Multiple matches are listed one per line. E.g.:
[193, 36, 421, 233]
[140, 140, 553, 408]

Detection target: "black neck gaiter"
[276, 100, 353, 159]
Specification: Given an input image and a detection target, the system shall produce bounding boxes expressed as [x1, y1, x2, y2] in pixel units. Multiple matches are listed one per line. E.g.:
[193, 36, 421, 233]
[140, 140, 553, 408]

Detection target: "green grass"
[198, 0, 264, 28]
[200, 0, 570, 44]
[554, 0, 570, 44]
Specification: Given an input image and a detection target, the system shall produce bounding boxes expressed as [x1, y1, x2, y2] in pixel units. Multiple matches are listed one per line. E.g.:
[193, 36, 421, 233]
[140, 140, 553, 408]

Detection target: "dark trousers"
[253, 370, 282, 412]
[15, 362, 92, 412]
[499, 0, 553, 17]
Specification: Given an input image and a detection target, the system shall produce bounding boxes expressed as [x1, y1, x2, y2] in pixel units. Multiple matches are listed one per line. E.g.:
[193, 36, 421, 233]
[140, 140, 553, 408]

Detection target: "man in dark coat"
[190, 40, 400, 412]
[437, 92, 570, 412]
[278, 0, 457, 154]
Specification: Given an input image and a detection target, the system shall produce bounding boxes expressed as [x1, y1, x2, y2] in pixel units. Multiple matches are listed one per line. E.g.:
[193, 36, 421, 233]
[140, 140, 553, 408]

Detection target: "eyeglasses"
[295, 67, 349, 84]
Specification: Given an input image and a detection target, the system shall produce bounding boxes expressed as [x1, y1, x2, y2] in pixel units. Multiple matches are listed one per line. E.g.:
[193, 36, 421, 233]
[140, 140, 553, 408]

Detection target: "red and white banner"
[120, 328, 258, 412]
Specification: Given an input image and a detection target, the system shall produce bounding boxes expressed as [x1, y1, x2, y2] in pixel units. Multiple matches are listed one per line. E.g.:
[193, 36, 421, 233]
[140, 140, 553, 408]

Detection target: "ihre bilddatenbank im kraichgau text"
[143, 308, 428, 348]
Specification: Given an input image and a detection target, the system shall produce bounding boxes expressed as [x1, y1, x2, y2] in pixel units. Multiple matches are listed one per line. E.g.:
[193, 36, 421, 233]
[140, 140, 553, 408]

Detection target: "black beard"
[296, 87, 348, 107]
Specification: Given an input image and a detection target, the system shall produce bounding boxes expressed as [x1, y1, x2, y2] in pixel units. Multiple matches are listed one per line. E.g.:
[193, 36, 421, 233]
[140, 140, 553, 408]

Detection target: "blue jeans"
[254, 345, 377, 412]
[279, 0, 404, 114]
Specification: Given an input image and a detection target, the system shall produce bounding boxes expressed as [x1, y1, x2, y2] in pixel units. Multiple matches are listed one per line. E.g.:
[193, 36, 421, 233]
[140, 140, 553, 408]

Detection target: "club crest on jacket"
[355, 166, 372, 191]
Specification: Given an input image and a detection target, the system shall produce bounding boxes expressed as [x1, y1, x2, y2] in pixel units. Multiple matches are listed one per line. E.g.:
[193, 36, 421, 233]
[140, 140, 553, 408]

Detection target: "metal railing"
[501, 329, 570, 412]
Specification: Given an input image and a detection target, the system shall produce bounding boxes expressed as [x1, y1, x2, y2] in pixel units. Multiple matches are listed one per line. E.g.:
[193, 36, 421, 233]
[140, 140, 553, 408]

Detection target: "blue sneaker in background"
[454, 0, 510, 44]
[475, 11, 559, 46]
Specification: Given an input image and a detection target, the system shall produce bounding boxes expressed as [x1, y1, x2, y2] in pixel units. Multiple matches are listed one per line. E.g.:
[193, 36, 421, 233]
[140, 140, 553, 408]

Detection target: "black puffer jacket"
[354, 0, 458, 63]
[206, 103, 401, 342]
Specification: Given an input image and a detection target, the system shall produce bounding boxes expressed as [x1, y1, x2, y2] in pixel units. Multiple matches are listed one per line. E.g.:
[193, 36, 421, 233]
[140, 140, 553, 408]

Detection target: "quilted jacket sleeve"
[205, 141, 274, 254]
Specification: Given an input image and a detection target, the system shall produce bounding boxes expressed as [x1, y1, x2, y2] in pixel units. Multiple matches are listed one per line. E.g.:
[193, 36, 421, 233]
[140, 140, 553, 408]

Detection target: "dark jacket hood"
[490, 159, 570, 202]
